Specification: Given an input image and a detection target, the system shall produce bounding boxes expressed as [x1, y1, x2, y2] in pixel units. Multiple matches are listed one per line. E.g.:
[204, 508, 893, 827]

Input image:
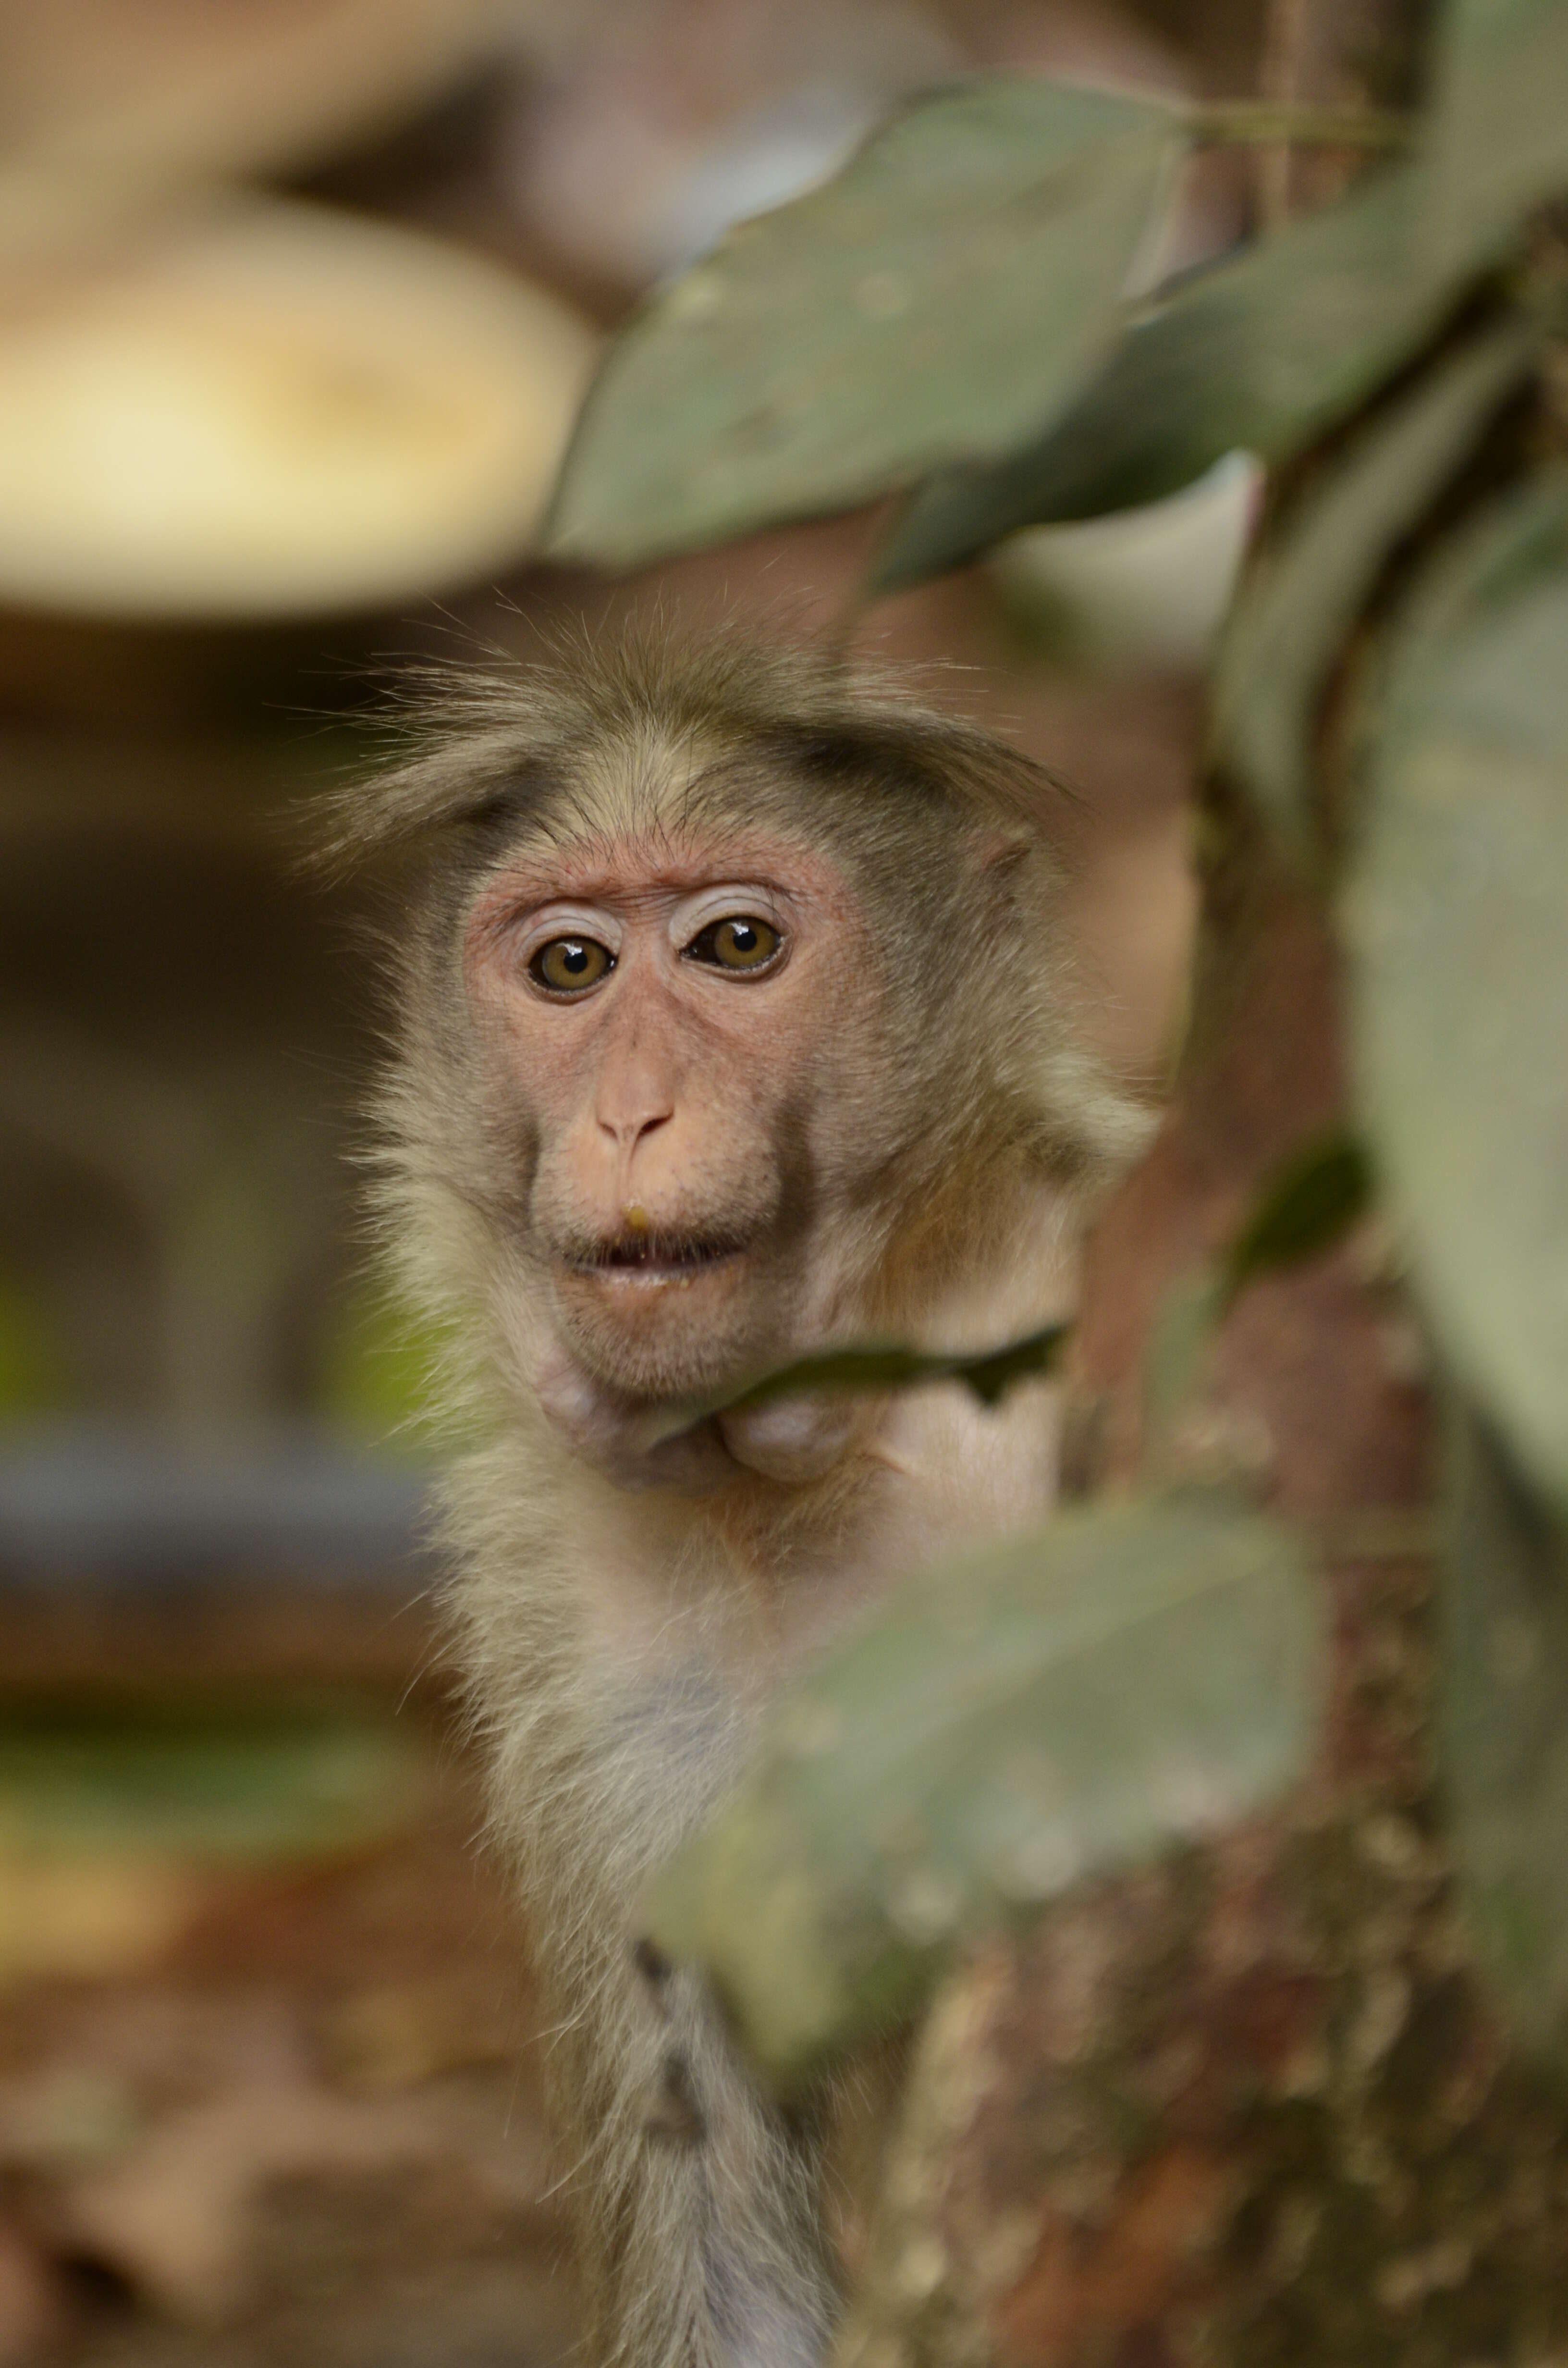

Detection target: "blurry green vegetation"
[316, 1279, 451, 1452]
[1219, 1131, 1374, 1301]
[0, 1704, 429, 1862]
[552, 0, 1568, 2086]
[0, 1271, 71, 1418]
[1353, 473, 1568, 1519]
[1213, 317, 1541, 838]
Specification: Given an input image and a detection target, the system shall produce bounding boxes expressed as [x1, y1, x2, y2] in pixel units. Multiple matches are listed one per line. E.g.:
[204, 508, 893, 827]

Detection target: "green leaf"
[1223, 1130, 1374, 1298]
[649, 1494, 1321, 2085]
[1215, 319, 1538, 843]
[640, 1322, 1070, 1449]
[1429, 0, 1568, 265]
[874, 159, 1509, 591]
[721, 1323, 1070, 1413]
[1143, 1134, 1372, 1443]
[1350, 470, 1568, 1511]
[1440, 1406, 1568, 2064]
[545, 80, 1185, 567]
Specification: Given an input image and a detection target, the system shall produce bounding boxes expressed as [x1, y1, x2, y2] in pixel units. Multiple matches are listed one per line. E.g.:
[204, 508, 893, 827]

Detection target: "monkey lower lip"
[573, 1239, 745, 1289]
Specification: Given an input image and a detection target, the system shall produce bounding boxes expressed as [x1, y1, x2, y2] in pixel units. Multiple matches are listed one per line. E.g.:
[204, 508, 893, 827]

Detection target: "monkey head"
[464, 820, 891, 1409]
[348, 634, 1140, 1490]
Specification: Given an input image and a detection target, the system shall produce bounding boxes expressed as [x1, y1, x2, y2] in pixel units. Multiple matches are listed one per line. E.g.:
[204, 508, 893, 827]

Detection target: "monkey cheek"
[717, 1393, 868, 1483]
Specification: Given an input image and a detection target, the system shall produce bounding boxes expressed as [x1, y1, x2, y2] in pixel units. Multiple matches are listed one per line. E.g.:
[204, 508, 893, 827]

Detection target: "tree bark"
[832, 795, 1568, 2366]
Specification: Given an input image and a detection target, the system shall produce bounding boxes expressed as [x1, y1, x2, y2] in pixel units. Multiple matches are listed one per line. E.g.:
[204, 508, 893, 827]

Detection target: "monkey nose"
[597, 1109, 674, 1160]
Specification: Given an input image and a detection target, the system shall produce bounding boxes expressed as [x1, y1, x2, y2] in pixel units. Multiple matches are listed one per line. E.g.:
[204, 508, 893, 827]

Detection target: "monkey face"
[463, 825, 898, 1407]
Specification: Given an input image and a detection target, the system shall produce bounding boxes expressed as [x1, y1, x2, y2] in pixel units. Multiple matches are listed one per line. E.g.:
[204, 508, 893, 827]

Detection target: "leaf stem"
[1191, 102, 1411, 149]
[637, 1321, 1072, 1447]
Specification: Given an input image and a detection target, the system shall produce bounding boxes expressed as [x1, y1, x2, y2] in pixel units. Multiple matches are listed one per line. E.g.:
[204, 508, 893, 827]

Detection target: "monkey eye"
[684, 915, 781, 973]
[529, 935, 615, 994]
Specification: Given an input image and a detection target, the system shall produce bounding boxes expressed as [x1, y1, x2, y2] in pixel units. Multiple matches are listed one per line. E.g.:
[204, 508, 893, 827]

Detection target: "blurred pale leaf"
[1351, 471, 1568, 1509]
[1441, 1407, 1568, 2063]
[1429, 0, 1568, 266]
[1216, 320, 1536, 841]
[875, 160, 1509, 590]
[650, 1494, 1320, 2085]
[546, 80, 1185, 566]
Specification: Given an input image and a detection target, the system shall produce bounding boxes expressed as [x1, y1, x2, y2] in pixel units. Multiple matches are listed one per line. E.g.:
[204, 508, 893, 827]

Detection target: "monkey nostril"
[598, 1105, 673, 1147]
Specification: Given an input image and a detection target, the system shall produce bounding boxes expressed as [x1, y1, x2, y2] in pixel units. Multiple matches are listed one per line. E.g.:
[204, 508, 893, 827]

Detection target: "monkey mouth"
[566, 1230, 749, 1289]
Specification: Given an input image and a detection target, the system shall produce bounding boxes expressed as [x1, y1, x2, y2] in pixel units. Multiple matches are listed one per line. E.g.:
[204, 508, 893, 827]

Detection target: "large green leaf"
[874, 160, 1507, 590]
[1215, 319, 1537, 844]
[545, 80, 1185, 567]
[1429, 0, 1568, 265]
[1350, 471, 1568, 1510]
[650, 1494, 1320, 2085]
[1440, 1407, 1568, 2064]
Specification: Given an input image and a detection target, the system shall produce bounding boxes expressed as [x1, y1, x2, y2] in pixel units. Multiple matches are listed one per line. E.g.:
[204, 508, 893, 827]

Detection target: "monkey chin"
[551, 1244, 773, 1406]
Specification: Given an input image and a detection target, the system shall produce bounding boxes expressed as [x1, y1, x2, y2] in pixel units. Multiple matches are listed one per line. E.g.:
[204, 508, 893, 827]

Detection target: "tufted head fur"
[334, 626, 1145, 1464]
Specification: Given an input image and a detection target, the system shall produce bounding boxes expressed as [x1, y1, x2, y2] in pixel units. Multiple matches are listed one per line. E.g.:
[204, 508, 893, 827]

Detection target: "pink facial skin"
[463, 827, 882, 1485]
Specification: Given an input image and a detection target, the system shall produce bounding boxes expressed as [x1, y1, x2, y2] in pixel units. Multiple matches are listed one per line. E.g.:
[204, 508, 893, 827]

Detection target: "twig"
[1192, 100, 1409, 148]
[1257, 0, 1312, 228]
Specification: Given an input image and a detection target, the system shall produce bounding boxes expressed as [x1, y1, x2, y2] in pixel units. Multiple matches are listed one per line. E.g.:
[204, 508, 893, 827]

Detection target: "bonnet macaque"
[342, 632, 1143, 2368]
